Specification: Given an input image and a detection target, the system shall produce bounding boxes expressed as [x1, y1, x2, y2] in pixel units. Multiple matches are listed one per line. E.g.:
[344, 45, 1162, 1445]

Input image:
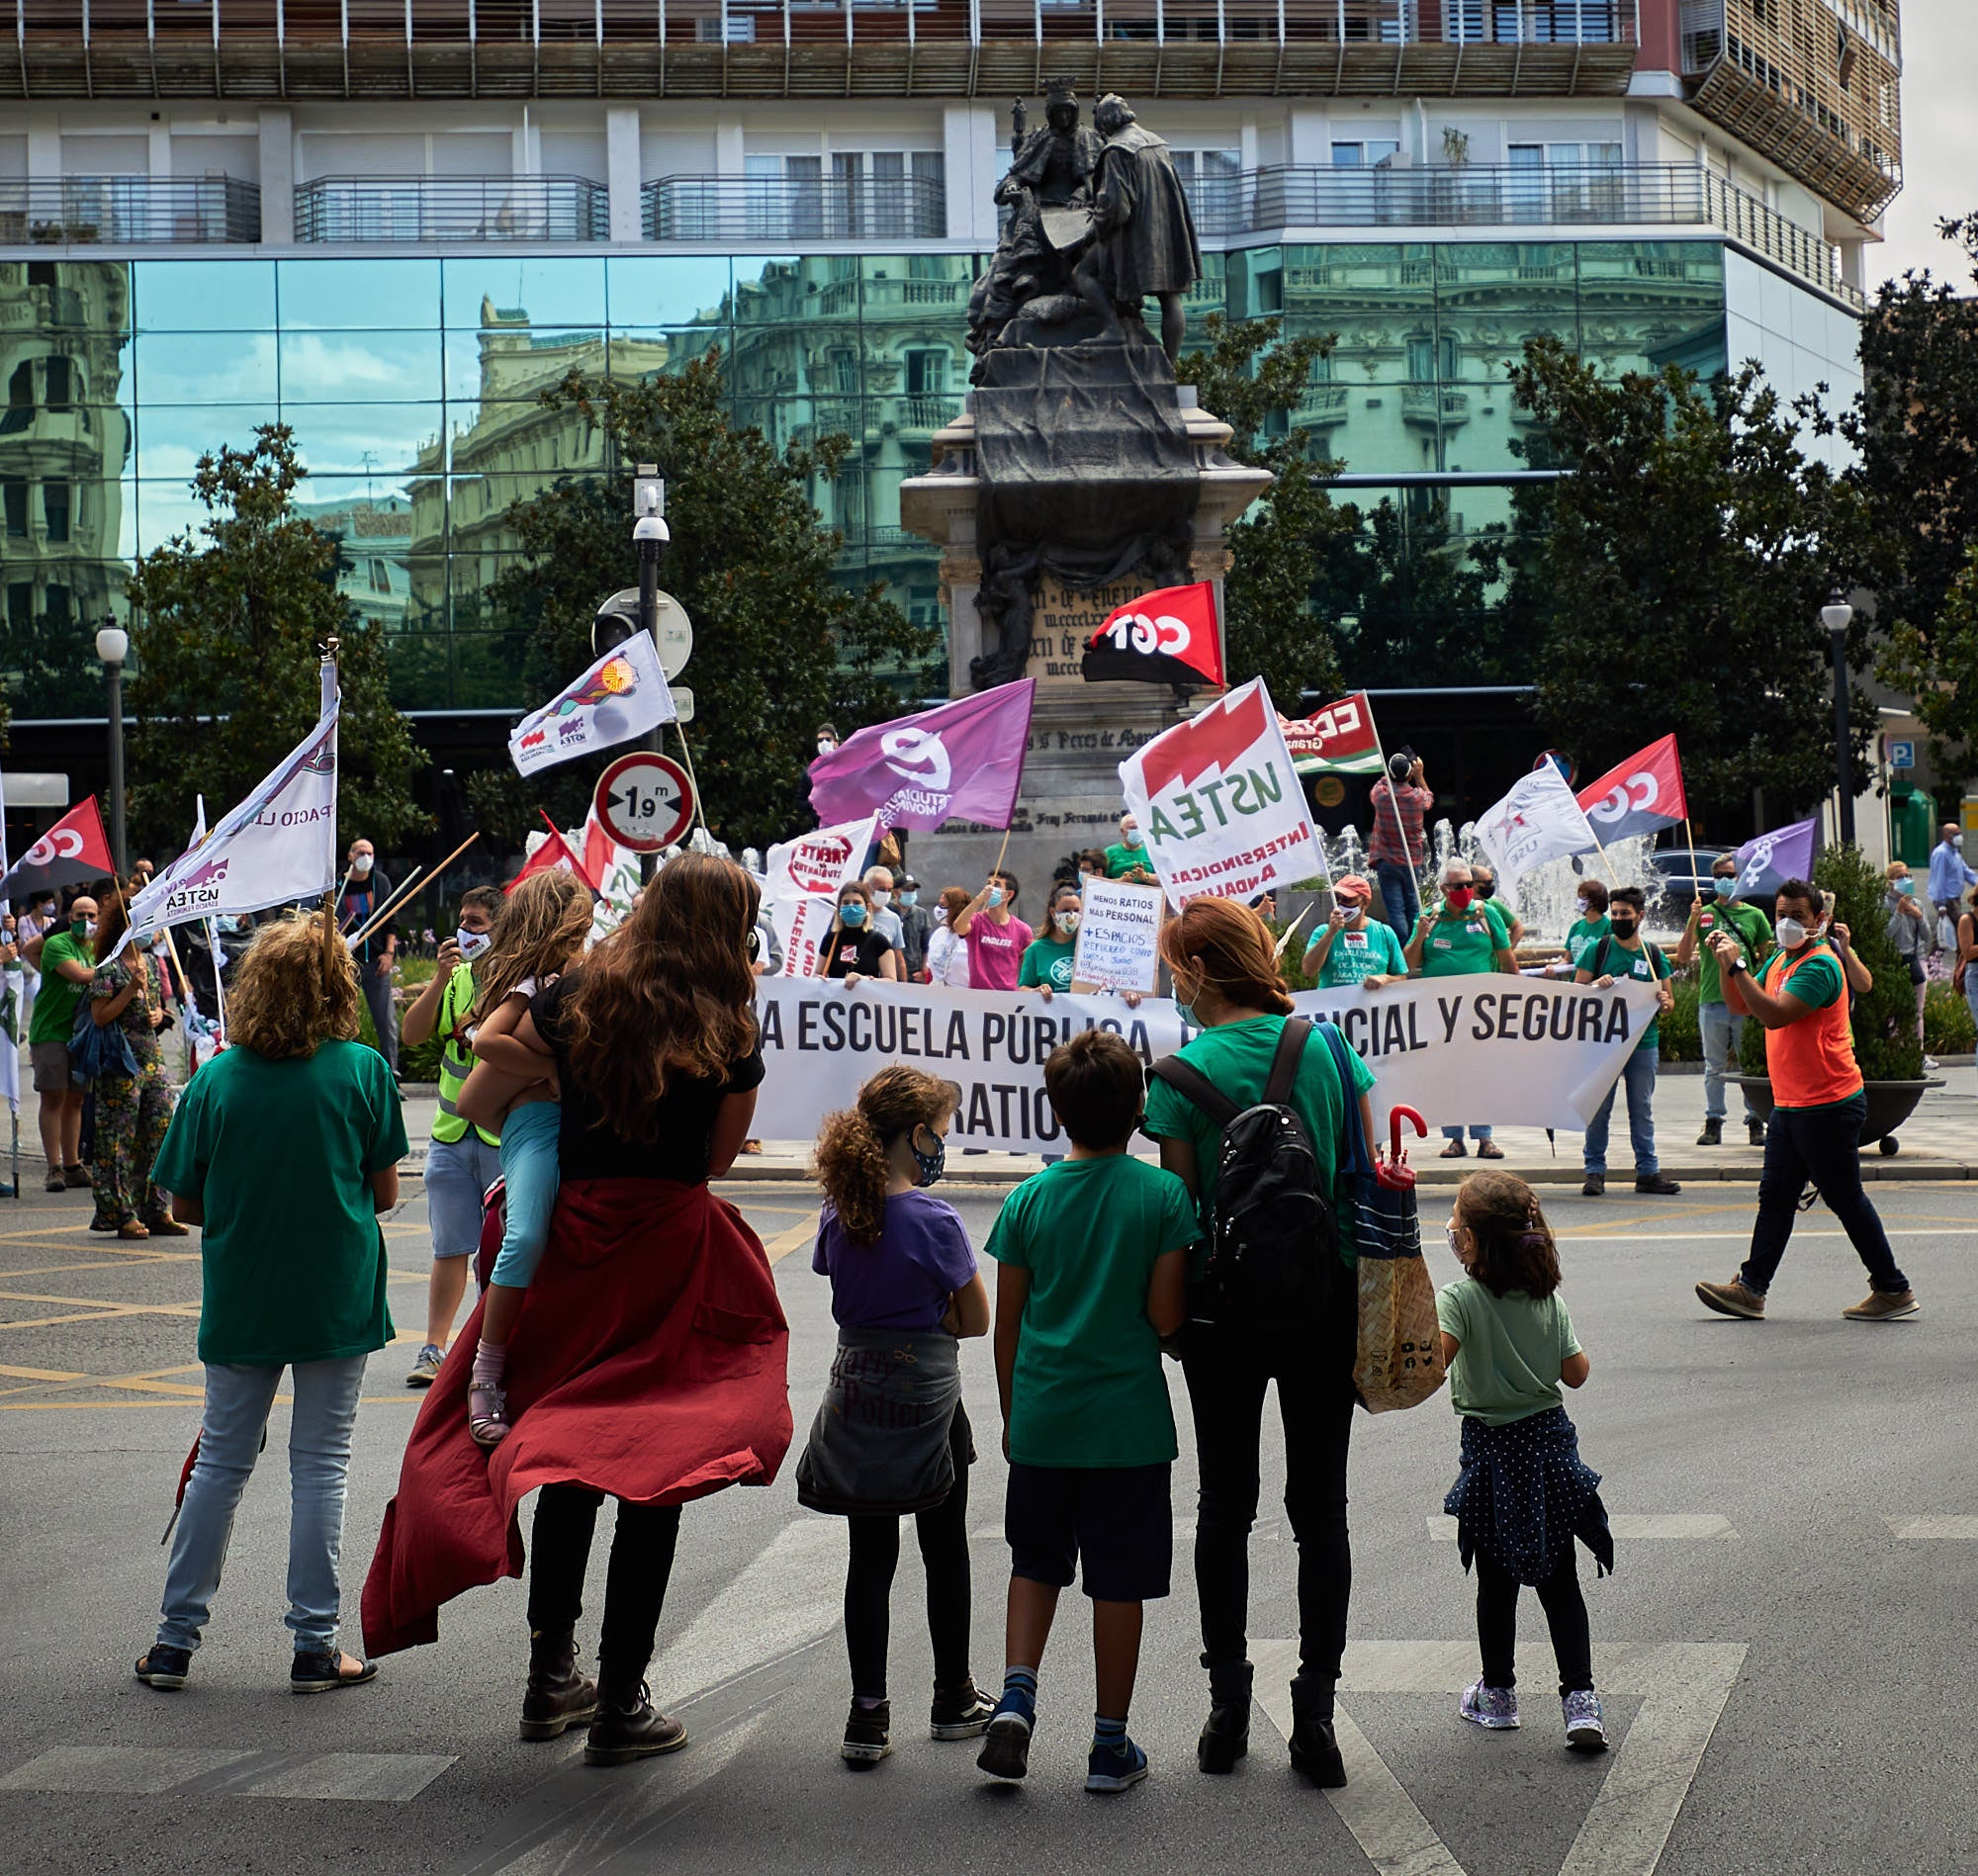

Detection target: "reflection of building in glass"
[292, 491, 415, 635]
[0, 258, 132, 716]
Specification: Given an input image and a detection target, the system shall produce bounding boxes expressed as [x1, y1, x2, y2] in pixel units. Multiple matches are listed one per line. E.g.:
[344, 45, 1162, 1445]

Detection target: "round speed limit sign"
[592, 751, 695, 852]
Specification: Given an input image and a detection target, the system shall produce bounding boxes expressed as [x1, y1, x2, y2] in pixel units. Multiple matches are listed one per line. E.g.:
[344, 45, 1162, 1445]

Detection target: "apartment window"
[1172, 148, 1242, 230]
[45, 356, 72, 409]
[2, 478, 26, 538]
[44, 582, 71, 626]
[2, 362, 29, 436]
[906, 350, 948, 397]
[831, 348, 859, 395]
[745, 150, 943, 240]
[44, 482, 70, 543]
[6, 582, 30, 627]
[1406, 333, 1458, 381]
[1331, 140, 1401, 167]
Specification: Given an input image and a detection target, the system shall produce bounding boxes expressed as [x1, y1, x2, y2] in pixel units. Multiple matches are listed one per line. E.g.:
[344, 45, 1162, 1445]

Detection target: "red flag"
[1280, 691, 1383, 775]
[581, 810, 619, 893]
[1082, 581, 1223, 687]
[504, 814, 597, 894]
[1575, 735, 1686, 845]
[0, 795, 116, 902]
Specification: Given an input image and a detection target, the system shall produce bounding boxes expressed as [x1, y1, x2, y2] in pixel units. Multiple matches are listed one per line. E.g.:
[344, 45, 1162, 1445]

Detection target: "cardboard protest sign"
[1071, 876, 1166, 994]
[1119, 677, 1325, 911]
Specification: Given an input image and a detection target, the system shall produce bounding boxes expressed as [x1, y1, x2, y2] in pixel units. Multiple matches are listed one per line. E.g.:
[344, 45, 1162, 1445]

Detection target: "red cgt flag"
[1575, 735, 1686, 845]
[1081, 581, 1224, 687]
[0, 795, 116, 902]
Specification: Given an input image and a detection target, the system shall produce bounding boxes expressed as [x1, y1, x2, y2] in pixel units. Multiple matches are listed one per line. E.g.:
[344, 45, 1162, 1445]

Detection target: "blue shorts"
[1005, 1461, 1172, 1603]
[491, 1100, 561, 1290]
[425, 1130, 503, 1262]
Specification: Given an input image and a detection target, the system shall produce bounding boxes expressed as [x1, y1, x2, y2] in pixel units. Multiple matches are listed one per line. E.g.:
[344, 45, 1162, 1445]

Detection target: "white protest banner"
[751, 973, 1658, 1152]
[1119, 676, 1325, 912]
[764, 814, 879, 976]
[120, 705, 340, 953]
[1475, 762, 1602, 894]
[1071, 876, 1165, 993]
[508, 630, 676, 777]
[777, 895, 845, 979]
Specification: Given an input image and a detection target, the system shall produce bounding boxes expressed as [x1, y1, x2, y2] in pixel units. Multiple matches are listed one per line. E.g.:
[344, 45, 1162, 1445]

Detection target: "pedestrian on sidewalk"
[22, 890, 96, 1193]
[1955, 889, 1978, 1090]
[362, 853, 792, 1767]
[398, 886, 505, 1388]
[1438, 1171, 1612, 1752]
[1696, 877, 1919, 1322]
[86, 887, 181, 1239]
[336, 840, 401, 1075]
[1673, 856, 1771, 1146]
[977, 1029, 1195, 1793]
[1407, 858, 1515, 1160]
[1882, 860, 1936, 1068]
[1368, 751, 1433, 938]
[1927, 824, 1976, 938]
[135, 913, 407, 1697]
[797, 1067, 994, 1765]
[1574, 885, 1679, 1199]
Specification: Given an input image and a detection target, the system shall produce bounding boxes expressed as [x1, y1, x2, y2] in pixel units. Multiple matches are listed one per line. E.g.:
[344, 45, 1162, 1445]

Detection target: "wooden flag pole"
[347, 834, 479, 948]
[345, 863, 425, 948]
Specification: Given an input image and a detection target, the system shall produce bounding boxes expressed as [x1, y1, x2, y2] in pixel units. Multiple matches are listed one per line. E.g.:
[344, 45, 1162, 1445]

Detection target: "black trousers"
[845, 1405, 973, 1700]
[1476, 1548, 1592, 1698]
[1183, 1327, 1355, 1718]
[1738, 1093, 1910, 1297]
[527, 1483, 682, 1679]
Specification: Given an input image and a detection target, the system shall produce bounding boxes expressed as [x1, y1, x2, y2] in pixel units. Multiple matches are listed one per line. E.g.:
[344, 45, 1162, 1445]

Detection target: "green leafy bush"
[1926, 981, 1976, 1056]
[1658, 976, 1701, 1063]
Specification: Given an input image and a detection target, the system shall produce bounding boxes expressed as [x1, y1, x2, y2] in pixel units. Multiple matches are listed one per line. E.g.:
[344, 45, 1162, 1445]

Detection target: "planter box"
[1730, 1076, 1941, 1156]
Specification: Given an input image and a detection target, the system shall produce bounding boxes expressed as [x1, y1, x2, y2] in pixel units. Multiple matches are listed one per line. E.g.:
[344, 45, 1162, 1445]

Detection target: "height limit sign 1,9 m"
[592, 751, 695, 852]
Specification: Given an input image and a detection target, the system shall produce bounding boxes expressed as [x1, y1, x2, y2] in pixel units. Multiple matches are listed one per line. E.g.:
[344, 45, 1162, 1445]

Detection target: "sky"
[1871, 0, 1978, 293]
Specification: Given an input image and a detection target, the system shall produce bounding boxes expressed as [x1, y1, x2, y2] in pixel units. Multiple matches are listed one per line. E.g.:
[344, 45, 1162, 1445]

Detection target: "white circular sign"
[601, 588, 694, 679]
[593, 752, 695, 853]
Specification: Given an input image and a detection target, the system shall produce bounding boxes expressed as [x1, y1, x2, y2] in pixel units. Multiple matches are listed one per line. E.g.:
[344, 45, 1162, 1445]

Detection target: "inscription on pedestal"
[1026, 580, 1141, 684]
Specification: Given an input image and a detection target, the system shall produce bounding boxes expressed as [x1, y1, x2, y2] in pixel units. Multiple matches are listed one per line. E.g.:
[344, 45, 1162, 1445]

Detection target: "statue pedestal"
[898, 391, 1270, 898]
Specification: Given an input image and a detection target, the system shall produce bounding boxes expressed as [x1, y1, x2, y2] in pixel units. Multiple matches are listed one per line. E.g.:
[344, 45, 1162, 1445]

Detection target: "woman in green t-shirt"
[136, 912, 408, 1698]
[1019, 883, 1083, 997]
[1140, 897, 1377, 1791]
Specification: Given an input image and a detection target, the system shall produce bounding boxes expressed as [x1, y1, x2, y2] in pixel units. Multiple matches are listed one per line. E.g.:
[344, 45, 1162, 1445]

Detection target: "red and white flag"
[0, 795, 116, 903]
[1575, 735, 1686, 845]
[506, 813, 599, 894]
[1081, 581, 1224, 687]
[1280, 691, 1383, 776]
[762, 815, 879, 978]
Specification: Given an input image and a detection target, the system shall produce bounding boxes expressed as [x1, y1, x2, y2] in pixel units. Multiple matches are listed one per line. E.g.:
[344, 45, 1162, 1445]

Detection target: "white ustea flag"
[120, 705, 341, 952]
[509, 632, 677, 777]
[1475, 763, 1601, 892]
[763, 815, 879, 978]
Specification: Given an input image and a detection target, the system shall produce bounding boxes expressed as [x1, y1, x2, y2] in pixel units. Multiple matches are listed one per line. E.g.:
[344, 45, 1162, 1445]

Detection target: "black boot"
[1288, 1684, 1347, 1788]
[584, 1662, 688, 1766]
[1696, 1117, 1722, 1146]
[519, 1628, 598, 1742]
[1198, 1658, 1253, 1774]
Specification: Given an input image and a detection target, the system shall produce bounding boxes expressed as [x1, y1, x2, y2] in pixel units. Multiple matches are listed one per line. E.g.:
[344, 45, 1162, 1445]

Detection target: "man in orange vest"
[1694, 877, 1918, 1322]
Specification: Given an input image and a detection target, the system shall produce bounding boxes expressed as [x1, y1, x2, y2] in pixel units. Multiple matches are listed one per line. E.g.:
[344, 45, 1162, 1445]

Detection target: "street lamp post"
[1821, 588, 1855, 849]
[95, 623, 130, 878]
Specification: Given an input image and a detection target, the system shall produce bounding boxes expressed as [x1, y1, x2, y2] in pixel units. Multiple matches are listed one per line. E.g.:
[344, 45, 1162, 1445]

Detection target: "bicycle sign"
[592, 751, 695, 852]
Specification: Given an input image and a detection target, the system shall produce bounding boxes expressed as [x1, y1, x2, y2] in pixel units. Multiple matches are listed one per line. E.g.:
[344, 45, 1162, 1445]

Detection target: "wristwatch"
[1728, 955, 1750, 974]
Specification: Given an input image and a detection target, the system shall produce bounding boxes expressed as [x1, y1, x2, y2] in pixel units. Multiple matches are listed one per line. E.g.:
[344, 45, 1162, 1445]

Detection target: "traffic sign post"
[593, 751, 696, 853]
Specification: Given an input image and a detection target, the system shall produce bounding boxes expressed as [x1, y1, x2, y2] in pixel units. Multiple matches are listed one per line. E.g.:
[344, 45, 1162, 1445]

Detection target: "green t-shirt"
[1564, 915, 1610, 973]
[1308, 918, 1408, 989]
[984, 1154, 1197, 1469]
[1141, 1013, 1378, 1277]
[29, 928, 93, 1044]
[152, 1038, 409, 1366]
[1436, 1277, 1582, 1427]
[1105, 842, 1152, 879]
[1695, 899, 1773, 1005]
[1581, 934, 1671, 1051]
[1019, 934, 1077, 992]
[1415, 901, 1511, 978]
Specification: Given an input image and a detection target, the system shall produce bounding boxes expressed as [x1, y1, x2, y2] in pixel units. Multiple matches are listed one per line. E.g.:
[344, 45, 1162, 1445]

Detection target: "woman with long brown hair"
[364, 852, 793, 1767]
[86, 885, 178, 1239]
[1139, 896, 1377, 1790]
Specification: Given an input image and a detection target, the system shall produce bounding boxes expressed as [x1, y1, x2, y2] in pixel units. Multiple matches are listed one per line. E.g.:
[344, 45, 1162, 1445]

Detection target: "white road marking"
[1251, 1640, 1747, 1876]
[1428, 1515, 1736, 1543]
[228, 1751, 456, 1802]
[1886, 1515, 1978, 1539]
[0, 1745, 256, 1795]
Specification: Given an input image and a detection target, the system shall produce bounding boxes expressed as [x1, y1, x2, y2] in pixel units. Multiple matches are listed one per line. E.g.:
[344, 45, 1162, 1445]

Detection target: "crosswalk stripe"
[226, 1752, 456, 1802]
[1886, 1516, 1978, 1539]
[1428, 1515, 1735, 1543]
[0, 1744, 454, 1802]
[0, 1746, 255, 1795]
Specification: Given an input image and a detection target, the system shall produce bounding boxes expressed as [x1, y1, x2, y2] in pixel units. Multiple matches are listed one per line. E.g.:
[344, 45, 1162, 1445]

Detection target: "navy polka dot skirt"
[1444, 1405, 1614, 1586]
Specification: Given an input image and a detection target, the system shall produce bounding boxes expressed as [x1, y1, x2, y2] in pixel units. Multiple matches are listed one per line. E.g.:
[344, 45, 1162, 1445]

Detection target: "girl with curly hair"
[136, 911, 409, 1698]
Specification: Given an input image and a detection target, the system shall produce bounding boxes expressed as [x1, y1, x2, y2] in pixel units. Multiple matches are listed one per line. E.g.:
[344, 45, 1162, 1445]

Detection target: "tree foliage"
[1844, 216, 1978, 790]
[466, 353, 941, 853]
[125, 427, 425, 855]
[1505, 339, 1873, 827]
[1177, 314, 1348, 707]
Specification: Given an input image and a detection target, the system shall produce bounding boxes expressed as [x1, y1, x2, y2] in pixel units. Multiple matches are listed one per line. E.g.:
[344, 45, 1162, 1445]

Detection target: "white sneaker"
[1563, 1689, 1608, 1751]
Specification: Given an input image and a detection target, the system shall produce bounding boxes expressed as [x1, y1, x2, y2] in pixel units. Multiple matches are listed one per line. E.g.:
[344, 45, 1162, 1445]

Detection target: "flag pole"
[205, 918, 227, 1048]
[672, 722, 708, 832]
[348, 839, 476, 948]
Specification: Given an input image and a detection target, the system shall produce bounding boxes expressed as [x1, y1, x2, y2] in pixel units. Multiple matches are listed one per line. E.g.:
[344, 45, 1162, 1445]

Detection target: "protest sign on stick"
[764, 815, 879, 977]
[1070, 877, 1165, 994]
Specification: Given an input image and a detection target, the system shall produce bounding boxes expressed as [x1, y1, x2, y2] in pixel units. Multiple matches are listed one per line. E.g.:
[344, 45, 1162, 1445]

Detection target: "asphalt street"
[1, 1172, 1975, 1875]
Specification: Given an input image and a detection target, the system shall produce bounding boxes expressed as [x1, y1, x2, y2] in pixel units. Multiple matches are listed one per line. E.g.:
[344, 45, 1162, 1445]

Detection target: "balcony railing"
[0, 176, 259, 245]
[295, 177, 608, 244]
[644, 175, 947, 243]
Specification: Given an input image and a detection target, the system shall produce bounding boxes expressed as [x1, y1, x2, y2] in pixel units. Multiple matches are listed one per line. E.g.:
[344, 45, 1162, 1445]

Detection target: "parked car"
[1648, 846, 1736, 918]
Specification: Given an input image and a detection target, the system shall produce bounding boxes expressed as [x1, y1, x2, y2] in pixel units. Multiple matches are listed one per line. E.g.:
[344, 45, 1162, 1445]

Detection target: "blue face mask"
[910, 1126, 946, 1189]
[987, 886, 1005, 909]
[1713, 876, 1735, 899]
[1896, 878, 1916, 897]
[840, 902, 866, 928]
[898, 890, 918, 908]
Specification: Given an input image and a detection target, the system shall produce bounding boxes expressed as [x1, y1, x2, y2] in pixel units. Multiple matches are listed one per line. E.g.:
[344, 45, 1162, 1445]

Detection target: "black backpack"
[1150, 1018, 1339, 1333]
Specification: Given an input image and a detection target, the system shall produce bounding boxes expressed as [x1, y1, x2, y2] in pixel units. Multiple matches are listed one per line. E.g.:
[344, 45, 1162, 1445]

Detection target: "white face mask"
[350, 853, 374, 876]
[1952, 834, 1965, 849]
[817, 739, 837, 756]
[869, 888, 891, 908]
[457, 927, 491, 959]
[1123, 829, 1143, 848]
[1059, 910, 1081, 933]
[1775, 915, 1814, 950]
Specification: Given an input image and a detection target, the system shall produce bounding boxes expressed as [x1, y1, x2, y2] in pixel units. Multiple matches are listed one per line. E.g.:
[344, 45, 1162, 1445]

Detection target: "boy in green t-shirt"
[1573, 884, 1679, 1199]
[978, 1030, 1195, 1795]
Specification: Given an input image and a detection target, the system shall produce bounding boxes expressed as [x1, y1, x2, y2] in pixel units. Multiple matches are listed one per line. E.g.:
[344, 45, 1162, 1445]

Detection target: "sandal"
[1477, 1140, 1505, 1160]
[291, 1648, 378, 1694]
[469, 1382, 512, 1449]
[119, 1219, 151, 1240]
[1439, 1140, 1466, 1159]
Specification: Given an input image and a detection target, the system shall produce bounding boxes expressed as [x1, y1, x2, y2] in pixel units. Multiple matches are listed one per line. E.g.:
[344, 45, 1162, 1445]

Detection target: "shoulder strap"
[1589, 936, 1610, 979]
[1148, 1054, 1241, 1127]
[1262, 1017, 1311, 1108]
[1316, 1021, 1374, 1184]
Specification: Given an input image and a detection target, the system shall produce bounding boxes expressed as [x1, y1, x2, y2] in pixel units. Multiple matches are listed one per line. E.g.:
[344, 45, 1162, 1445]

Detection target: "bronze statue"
[1074, 95, 1203, 363]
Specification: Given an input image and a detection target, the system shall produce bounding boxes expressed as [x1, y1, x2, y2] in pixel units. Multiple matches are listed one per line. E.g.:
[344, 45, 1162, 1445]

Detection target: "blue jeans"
[156, 1355, 369, 1654]
[1698, 1001, 1754, 1123]
[1375, 859, 1420, 939]
[492, 1099, 561, 1289]
[426, 1129, 504, 1262]
[1738, 1094, 1909, 1296]
[1583, 1045, 1659, 1176]
[1442, 1125, 1494, 1143]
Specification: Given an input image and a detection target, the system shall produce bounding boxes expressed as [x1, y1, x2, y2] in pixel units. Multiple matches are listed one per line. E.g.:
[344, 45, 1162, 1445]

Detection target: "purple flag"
[1732, 816, 1818, 899]
[808, 681, 1036, 832]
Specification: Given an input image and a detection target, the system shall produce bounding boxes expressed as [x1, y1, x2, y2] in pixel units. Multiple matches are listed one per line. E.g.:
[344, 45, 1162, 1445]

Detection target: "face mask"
[817, 739, 837, 756]
[898, 890, 918, 908]
[1124, 830, 1143, 848]
[1575, 899, 1593, 919]
[1952, 835, 1964, 849]
[1896, 878, 1916, 897]
[70, 918, 90, 938]
[870, 889, 891, 908]
[987, 886, 1005, 909]
[1059, 911, 1081, 933]
[909, 1127, 946, 1189]
[1776, 916, 1809, 949]
[457, 927, 491, 959]
[1610, 916, 1638, 938]
[1713, 876, 1735, 899]
[1444, 886, 1475, 911]
[1474, 881, 1496, 900]
[840, 902, 866, 928]
[350, 854, 373, 876]
[1445, 1222, 1464, 1257]
[1339, 898, 1368, 918]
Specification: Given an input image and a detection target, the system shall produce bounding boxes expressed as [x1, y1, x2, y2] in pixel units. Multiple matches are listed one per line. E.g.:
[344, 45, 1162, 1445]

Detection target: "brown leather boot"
[518, 1628, 598, 1742]
[584, 1664, 688, 1766]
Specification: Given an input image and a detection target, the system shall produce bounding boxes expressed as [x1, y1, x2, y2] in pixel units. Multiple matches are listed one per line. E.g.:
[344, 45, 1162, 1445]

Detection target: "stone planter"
[1731, 1076, 1940, 1156]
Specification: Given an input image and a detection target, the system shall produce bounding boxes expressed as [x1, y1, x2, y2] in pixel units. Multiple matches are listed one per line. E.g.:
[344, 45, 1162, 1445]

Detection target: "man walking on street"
[1674, 855, 1772, 1146]
[1927, 824, 1976, 938]
[1695, 878, 1918, 1323]
[1369, 752, 1433, 938]
[336, 839, 401, 1075]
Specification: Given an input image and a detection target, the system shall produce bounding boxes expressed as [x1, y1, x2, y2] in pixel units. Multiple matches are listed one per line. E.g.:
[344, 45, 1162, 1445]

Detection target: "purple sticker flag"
[807, 680, 1036, 832]
[1732, 816, 1819, 899]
